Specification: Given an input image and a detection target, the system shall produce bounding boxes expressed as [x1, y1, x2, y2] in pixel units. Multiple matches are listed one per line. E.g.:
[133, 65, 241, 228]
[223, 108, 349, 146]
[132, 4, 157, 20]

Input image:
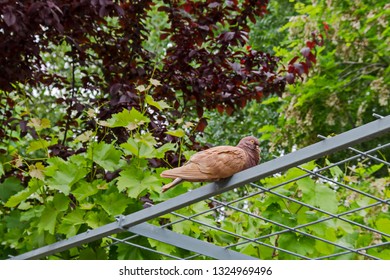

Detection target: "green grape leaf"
[72, 180, 100, 201]
[102, 108, 150, 130]
[38, 205, 57, 234]
[85, 211, 112, 229]
[155, 142, 177, 159]
[145, 94, 170, 111]
[53, 193, 69, 212]
[297, 177, 338, 213]
[148, 238, 176, 255]
[121, 133, 160, 159]
[0, 162, 4, 177]
[62, 208, 86, 225]
[88, 142, 123, 171]
[27, 139, 50, 153]
[27, 118, 51, 131]
[165, 128, 185, 138]
[121, 138, 139, 156]
[5, 178, 41, 207]
[29, 162, 45, 180]
[376, 218, 390, 241]
[0, 177, 23, 203]
[116, 165, 162, 197]
[45, 156, 88, 195]
[79, 247, 108, 260]
[97, 192, 130, 216]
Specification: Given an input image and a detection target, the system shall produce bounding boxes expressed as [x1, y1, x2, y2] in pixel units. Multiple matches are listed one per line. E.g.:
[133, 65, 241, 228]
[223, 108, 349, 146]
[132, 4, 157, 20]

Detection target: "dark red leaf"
[195, 118, 208, 132]
[3, 11, 16, 26]
[216, 104, 224, 114]
[226, 105, 234, 116]
[285, 73, 295, 84]
[306, 41, 316, 49]
[323, 21, 329, 31]
[289, 56, 299, 65]
[300, 47, 311, 58]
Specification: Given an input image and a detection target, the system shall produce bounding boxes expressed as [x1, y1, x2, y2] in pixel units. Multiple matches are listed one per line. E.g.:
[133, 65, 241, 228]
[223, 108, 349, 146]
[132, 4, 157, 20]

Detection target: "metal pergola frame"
[10, 115, 390, 260]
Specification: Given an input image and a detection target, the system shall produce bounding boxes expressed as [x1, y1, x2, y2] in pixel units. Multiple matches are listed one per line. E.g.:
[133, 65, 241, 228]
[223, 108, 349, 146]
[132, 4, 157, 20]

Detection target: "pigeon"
[161, 136, 260, 192]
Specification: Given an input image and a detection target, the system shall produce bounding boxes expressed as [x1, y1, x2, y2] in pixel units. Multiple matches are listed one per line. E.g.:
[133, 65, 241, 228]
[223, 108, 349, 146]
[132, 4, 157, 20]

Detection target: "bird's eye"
[250, 139, 255, 144]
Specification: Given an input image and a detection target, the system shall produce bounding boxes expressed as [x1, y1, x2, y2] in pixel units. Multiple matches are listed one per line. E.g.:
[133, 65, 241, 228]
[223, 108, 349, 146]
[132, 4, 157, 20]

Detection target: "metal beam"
[127, 223, 258, 260]
[10, 115, 390, 260]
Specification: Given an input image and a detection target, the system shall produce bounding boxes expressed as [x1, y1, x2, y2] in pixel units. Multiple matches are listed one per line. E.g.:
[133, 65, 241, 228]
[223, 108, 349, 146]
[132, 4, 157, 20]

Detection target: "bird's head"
[237, 136, 260, 153]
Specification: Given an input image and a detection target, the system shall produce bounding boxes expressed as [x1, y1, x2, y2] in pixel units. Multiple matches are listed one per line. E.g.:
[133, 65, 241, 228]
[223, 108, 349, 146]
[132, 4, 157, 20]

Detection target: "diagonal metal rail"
[10, 115, 390, 260]
[126, 222, 258, 260]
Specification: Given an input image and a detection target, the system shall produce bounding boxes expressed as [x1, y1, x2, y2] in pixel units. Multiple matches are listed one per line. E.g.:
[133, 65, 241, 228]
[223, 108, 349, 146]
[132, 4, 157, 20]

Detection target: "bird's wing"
[161, 146, 247, 181]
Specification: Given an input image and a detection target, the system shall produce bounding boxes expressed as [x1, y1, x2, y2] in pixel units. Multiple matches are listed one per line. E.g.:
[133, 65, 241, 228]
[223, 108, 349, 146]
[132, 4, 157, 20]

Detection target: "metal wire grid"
[107, 141, 390, 260]
[10, 115, 390, 260]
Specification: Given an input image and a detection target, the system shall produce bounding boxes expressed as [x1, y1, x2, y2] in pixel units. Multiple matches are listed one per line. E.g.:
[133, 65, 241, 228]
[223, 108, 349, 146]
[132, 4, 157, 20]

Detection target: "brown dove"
[161, 136, 260, 192]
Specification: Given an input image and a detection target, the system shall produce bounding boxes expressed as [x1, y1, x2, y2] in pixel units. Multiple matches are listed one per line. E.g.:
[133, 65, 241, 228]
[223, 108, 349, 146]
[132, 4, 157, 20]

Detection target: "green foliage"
[1, 0, 389, 261]
[0, 80, 182, 259]
[271, 0, 390, 149]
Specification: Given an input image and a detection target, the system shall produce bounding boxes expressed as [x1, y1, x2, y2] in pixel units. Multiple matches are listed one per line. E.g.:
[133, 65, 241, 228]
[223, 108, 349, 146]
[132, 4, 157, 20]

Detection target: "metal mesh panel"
[10, 115, 390, 260]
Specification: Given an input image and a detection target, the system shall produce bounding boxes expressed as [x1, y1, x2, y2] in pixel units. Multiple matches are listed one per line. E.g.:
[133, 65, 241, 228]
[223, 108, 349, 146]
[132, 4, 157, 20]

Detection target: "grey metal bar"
[10, 115, 390, 260]
[127, 223, 258, 260]
[117, 115, 390, 228]
[10, 222, 124, 260]
[315, 241, 390, 260]
[162, 143, 390, 235]
[211, 198, 380, 260]
[108, 236, 183, 260]
[170, 212, 311, 260]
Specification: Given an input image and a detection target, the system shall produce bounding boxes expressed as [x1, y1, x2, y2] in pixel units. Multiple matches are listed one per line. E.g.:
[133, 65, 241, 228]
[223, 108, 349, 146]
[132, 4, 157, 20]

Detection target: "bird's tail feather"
[161, 178, 183, 192]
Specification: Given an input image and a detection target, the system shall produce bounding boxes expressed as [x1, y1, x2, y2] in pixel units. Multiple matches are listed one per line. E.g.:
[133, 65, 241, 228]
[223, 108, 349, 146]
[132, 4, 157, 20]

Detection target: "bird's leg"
[161, 178, 183, 192]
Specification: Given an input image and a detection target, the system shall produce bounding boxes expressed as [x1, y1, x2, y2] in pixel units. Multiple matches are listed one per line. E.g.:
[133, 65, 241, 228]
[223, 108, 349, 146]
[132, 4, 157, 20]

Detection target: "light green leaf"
[315, 239, 334, 255]
[149, 78, 162, 86]
[121, 138, 139, 156]
[376, 218, 390, 241]
[79, 247, 108, 260]
[29, 162, 45, 180]
[88, 142, 123, 171]
[0, 162, 4, 177]
[73, 180, 100, 201]
[53, 193, 70, 212]
[165, 128, 185, 138]
[121, 133, 159, 158]
[38, 206, 57, 234]
[75, 130, 94, 143]
[366, 164, 384, 176]
[97, 192, 129, 216]
[121, 138, 155, 158]
[183, 150, 196, 160]
[116, 165, 162, 197]
[336, 219, 354, 234]
[136, 132, 157, 146]
[45, 156, 88, 195]
[102, 108, 150, 130]
[145, 94, 170, 111]
[326, 159, 343, 179]
[5, 178, 41, 208]
[297, 177, 338, 213]
[27, 118, 51, 131]
[85, 211, 112, 229]
[261, 96, 281, 105]
[27, 139, 50, 153]
[136, 84, 148, 92]
[62, 209, 86, 225]
[138, 143, 155, 158]
[0, 177, 23, 203]
[148, 238, 176, 255]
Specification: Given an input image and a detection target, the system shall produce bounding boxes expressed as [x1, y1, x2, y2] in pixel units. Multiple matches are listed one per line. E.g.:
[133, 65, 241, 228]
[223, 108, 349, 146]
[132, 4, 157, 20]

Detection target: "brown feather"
[161, 136, 260, 192]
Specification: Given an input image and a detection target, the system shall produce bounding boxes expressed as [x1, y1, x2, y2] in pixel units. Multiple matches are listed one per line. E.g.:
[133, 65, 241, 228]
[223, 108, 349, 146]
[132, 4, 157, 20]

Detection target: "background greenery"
[1, 0, 389, 259]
